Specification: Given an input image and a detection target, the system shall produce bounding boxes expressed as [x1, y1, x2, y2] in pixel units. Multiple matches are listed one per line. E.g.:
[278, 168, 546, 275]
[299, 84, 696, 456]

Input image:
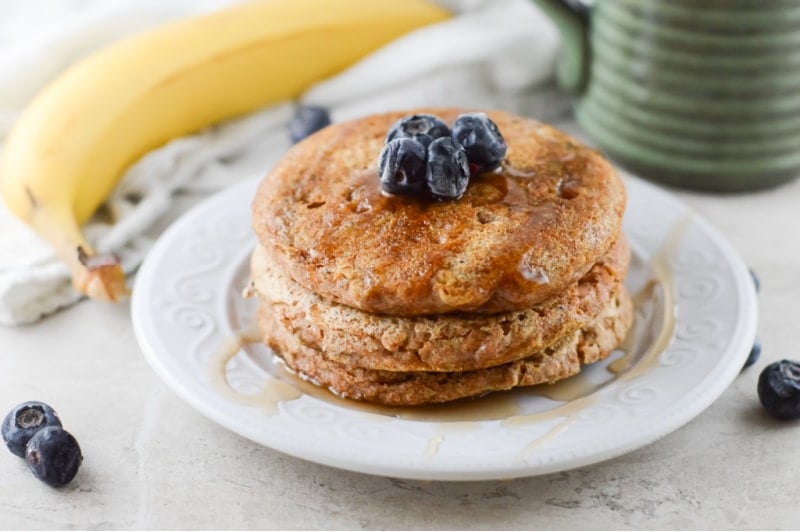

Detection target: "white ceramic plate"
[132, 176, 757, 481]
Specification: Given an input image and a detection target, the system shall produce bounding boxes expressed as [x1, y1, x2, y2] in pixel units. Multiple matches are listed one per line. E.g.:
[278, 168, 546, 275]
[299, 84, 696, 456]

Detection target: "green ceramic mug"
[532, 0, 800, 191]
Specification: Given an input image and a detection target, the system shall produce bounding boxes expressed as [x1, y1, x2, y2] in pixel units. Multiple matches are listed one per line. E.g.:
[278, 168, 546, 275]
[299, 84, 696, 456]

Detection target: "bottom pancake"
[257, 287, 633, 406]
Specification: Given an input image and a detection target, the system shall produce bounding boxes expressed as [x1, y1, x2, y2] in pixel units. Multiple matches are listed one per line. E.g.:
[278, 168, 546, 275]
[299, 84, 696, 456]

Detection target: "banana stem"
[29, 205, 129, 302]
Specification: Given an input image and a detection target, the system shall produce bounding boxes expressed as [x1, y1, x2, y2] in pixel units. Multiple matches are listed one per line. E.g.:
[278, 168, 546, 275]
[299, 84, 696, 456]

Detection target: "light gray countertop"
[1, 130, 798, 530]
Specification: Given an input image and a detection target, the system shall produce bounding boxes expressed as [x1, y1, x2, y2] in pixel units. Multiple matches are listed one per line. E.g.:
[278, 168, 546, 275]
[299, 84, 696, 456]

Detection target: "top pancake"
[253, 109, 626, 316]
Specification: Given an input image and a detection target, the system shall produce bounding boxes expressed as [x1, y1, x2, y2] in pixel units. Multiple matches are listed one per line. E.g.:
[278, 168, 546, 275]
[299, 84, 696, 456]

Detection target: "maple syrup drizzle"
[207, 329, 301, 415]
[504, 216, 687, 456]
[209, 216, 689, 457]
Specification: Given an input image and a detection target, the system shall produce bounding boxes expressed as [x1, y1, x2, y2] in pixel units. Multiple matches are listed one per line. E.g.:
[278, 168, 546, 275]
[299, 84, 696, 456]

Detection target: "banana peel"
[0, 0, 450, 302]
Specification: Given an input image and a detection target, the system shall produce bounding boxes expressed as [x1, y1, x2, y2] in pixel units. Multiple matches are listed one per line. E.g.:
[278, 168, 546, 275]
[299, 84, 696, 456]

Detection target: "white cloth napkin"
[0, 0, 565, 325]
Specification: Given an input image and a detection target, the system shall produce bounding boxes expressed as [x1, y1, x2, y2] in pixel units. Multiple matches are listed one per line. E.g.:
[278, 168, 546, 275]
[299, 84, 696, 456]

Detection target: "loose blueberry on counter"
[451, 112, 507, 174]
[287, 105, 331, 143]
[2, 401, 62, 458]
[385, 114, 450, 147]
[25, 426, 82, 488]
[426, 137, 470, 200]
[742, 338, 761, 370]
[758, 360, 800, 420]
[379, 138, 428, 196]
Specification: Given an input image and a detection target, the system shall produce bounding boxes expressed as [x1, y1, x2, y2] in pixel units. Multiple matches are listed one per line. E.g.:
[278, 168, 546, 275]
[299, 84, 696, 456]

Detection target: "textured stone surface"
[1, 135, 799, 529]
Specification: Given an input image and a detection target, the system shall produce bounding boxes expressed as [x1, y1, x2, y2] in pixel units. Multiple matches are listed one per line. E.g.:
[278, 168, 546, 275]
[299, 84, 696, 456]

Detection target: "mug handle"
[529, 0, 590, 92]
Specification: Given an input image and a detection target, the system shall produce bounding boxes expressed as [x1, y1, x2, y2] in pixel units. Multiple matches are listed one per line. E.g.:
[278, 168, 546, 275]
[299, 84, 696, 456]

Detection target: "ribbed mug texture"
[576, 0, 800, 191]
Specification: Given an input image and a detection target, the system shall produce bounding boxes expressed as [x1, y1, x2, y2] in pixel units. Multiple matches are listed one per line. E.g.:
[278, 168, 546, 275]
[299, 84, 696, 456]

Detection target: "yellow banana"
[0, 0, 449, 302]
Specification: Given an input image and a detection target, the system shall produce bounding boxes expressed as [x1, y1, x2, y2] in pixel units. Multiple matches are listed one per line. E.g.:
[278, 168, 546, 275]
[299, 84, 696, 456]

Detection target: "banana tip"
[75, 247, 130, 302]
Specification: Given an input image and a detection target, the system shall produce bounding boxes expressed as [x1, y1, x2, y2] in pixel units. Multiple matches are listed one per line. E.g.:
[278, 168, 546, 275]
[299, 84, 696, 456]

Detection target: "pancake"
[257, 286, 633, 406]
[252, 108, 626, 316]
[249, 236, 630, 372]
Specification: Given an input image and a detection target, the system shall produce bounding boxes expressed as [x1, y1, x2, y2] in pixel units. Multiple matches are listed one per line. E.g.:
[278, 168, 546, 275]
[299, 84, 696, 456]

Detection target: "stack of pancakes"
[250, 109, 632, 406]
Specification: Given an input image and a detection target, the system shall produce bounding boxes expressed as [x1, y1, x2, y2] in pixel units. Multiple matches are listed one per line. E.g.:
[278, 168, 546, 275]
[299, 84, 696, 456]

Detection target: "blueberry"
[742, 338, 761, 370]
[451, 112, 507, 174]
[749, 269, 760, 294]
[2, 401, 62, 458]
[25, 426, 82, 488]
[288, 105, 331, 143]
[378, 138, 427, 196]
[426, 137, 470, 200]
[758, 360, 800, 420]
[386, 114, 450, 147]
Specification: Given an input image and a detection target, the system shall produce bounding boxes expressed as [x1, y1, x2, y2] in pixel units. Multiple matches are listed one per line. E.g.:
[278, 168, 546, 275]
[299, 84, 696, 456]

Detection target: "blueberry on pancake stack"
[251, 109, 631, 406]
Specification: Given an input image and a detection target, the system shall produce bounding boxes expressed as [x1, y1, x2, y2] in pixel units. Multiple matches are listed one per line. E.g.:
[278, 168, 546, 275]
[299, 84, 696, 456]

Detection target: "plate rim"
[131, 176, 758, 481]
